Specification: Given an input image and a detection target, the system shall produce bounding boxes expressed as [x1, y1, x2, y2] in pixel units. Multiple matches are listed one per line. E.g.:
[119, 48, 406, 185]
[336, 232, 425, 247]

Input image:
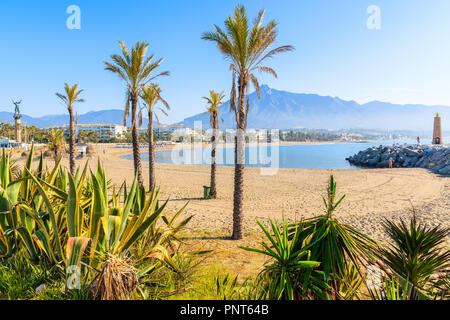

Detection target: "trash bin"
[203, 185, 211, 199]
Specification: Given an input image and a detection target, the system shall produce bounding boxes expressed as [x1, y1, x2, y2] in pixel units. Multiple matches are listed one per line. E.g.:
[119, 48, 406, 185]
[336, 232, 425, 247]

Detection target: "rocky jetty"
[346, 144, 450, 175]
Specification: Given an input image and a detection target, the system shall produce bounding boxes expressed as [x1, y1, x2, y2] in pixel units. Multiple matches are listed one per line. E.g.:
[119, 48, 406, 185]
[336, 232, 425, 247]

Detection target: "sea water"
[123, 140, 416, 169]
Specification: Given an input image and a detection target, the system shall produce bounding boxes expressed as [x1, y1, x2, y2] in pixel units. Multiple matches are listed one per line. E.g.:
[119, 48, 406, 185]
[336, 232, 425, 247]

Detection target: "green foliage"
[46, 129, 66, 163]
[0, 252, 60, 300]
[288, 175, 376, 298]
[376, 213, 450, 290]
[0, 147, 193, 299]
[241, 216, 329, 300]
[214, 273, 256, 300]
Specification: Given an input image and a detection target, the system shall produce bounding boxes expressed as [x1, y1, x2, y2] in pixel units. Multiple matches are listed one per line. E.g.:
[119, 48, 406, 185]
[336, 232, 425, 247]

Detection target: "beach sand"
[13, 143, 450, 277]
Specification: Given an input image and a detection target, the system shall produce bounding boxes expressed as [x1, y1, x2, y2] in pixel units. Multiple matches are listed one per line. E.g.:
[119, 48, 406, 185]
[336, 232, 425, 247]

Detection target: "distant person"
[417, 136, 420, 144]
[388, 157, 393, 169]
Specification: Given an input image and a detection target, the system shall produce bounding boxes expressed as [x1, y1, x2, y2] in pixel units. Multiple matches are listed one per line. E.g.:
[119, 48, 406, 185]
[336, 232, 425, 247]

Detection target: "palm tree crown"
[203, 90, 225, 129]
[104, 41, 169, 125]
[202, 5, 294, 127]
[56, 83, 84, 176]
[56, 83, 84, 110]
[139, 84, 170, 126]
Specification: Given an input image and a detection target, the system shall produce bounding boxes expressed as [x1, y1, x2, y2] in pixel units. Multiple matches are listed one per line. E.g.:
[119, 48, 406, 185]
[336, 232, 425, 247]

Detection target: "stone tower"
[432, 113, 443, 145]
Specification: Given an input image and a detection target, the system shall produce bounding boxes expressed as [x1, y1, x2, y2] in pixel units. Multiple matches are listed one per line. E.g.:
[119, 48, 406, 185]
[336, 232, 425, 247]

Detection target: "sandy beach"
[15, 143, 449, 242]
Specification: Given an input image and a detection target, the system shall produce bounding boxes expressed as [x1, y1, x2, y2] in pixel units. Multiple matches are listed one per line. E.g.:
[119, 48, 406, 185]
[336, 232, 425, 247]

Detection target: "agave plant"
[0, 146, 64, 262]
[241, 216, 330, 300]
[0, 146, 193, 299]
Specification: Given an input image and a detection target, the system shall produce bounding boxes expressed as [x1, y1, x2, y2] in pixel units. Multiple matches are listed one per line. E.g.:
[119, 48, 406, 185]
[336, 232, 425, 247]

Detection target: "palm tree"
[46, 128, 66, 165]
[104, 41, 169, 186]
[139, 84, 170, 190]
[203, 90, 225, 199]
[56, 83, 84, 176]
[202, 6, 294, 239]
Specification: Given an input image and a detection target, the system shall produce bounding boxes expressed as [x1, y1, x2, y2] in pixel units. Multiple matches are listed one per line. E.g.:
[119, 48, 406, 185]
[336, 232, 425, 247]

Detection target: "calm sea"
[124, 140, 416, 169]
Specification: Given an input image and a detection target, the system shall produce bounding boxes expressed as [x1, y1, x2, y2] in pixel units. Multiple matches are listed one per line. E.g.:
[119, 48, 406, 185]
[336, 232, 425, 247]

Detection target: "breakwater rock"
[346, 144, 450, 175]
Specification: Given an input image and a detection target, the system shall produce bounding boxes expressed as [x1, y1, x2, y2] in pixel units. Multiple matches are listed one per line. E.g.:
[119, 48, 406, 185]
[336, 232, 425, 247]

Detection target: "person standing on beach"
[417, 136, 420, 144]
[388, 157, 393, 169]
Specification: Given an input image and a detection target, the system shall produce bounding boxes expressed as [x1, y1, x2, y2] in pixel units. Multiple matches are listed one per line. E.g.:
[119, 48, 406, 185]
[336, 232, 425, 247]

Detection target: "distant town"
[0, 119, 420, 149]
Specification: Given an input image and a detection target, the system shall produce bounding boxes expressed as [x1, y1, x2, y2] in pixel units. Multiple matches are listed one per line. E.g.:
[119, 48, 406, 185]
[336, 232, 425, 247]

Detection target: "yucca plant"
[241, 216, 329, 300]
[289, 175, 377, 299]
[376, 213, 450, 292]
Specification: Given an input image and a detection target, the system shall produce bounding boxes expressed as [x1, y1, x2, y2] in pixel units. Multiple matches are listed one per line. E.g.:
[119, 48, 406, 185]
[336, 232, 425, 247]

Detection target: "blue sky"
[0, 0, 449, 123]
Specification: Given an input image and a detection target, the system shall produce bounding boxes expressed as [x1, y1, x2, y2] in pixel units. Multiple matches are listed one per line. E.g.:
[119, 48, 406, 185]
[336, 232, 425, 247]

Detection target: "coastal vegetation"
[139, 84, 170, 190]
[0, 149, 447, 300]
[56, 83, 85, 177]
[104, 41, 169, 186]
[204, 90, 226, 199]
[202, 5, 294, 239]
[0, 147, 194, 300]
[45, 128, 66, 164]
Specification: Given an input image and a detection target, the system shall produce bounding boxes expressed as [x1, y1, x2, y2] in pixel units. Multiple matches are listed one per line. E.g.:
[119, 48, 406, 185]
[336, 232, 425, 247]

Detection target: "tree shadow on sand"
[179, 235, 233, 241]
[167, 197, 209, 202]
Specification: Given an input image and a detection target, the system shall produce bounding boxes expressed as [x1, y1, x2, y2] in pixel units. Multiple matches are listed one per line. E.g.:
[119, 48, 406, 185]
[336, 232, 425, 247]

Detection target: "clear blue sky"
[1, 0, 449, 123]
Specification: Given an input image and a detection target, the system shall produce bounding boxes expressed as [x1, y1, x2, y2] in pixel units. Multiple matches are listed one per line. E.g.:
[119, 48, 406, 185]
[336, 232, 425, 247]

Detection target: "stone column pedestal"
[15, 119, 21, 143]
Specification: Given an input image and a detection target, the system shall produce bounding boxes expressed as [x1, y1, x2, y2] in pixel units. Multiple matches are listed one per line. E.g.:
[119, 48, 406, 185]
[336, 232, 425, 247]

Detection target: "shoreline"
[10, 141, 449, 244]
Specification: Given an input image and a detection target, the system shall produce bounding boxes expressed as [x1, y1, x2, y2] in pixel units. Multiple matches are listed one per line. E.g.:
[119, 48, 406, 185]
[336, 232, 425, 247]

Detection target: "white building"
[42, 124, 127, 139]
[138, 125, 187, 139]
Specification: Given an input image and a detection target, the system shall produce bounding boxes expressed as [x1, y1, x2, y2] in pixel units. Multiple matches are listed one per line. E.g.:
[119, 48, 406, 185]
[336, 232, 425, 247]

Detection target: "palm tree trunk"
[232, 78, 247, 240]
[210, 124, 218, 199]
[148, 112, 155, 190]
[69, 108, 75, 177]
[131, 94, 143, 186]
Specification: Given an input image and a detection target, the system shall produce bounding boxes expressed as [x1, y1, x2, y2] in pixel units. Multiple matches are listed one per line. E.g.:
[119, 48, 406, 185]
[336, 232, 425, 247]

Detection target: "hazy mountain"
[0, 109, 156, 128]
[1, 86, 449, 132]
[178, 85, 450, 131]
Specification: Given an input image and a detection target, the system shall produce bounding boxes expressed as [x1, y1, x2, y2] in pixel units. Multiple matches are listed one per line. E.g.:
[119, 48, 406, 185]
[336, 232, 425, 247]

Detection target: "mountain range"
[178, 85, 450, 131]
[0, 110, 154, 128]
[1, 85, 449, 132]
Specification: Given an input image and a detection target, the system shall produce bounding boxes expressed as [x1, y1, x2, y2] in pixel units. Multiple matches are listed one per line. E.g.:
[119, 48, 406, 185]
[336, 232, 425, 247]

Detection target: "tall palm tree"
[139, 84, 170, 190]
[203, 90, 225, 199]
[202, 6, 294, 239]
[46, 128, 66, 165]
[56, 83, 84, 176]
[104, 41, 169, 186]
